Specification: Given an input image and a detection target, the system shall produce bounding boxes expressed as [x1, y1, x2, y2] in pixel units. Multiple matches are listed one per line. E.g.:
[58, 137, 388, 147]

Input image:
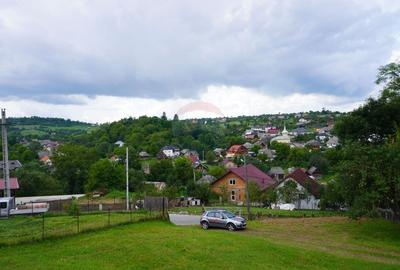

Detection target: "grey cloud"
[0, 0, 399, 103]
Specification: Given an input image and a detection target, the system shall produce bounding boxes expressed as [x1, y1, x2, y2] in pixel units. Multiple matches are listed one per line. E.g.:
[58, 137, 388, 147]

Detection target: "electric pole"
[1, 109, 10, 198]
[125, 147, 129, 211]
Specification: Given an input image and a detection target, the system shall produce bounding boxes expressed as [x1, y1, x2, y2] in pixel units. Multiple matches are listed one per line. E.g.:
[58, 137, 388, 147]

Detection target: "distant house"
[0, 160, 23, 171]
[266, 127, 280, 136]
[326, 136, 339, 148]
[210, 164, 276, 204]
[268, 167, 285, 180]
[185, 150, 200, 164]
[305, 140, 321, 149]
[315, 133, 328, 142]
[226, 145, 248, 158]
[244, 130, 255, 140]
[258, 147, 275, 159]
[109, 155, 121, 162]
[223, 159, 237, 169]
[254, 140, 267, 148]
[114, 140, 124, 147]
[307, 166, 323, 180]
[194, 162, 209, 174]
[275, 168, 321, 209]
[139, 151, 150, 160]
[197, 175, 216, 185]
[0, 178, 19, 196]
[242, 142, 253, 150]
[213, 148, 225, 157]
[40, 155, 52, 166]
[160, 145, 180, 158]
[291, 127, 309, 136]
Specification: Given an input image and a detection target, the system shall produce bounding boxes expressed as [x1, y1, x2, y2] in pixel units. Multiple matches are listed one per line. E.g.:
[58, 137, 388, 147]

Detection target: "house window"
[231, 190, 236, 201]
[229, 179, 236, 185]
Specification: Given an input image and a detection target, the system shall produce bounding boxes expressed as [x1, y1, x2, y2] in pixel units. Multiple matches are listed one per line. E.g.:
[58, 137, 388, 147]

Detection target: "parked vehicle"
[272, 203, 296, 211]
[200, 210, 246, 231]
[0, 197, 15, 217]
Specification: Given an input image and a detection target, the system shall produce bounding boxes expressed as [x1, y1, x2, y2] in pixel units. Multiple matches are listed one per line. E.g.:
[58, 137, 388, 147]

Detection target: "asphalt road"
[169, 214, 201, 226]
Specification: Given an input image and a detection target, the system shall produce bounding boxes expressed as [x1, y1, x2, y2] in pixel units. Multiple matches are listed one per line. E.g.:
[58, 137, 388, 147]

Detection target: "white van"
[0, 197, 15, 217]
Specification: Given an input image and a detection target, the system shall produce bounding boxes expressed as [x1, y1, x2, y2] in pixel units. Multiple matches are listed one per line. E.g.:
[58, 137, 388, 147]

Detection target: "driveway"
[169, 214, 201, 226]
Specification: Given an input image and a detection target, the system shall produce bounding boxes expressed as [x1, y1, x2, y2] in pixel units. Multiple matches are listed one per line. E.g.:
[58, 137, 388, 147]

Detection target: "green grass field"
[0, 211, 160, 245]
[0, 217, 399, 269]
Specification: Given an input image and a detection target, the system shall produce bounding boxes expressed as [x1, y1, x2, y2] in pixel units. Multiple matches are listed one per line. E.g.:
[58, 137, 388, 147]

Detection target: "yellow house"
[210, 164, 276, 204]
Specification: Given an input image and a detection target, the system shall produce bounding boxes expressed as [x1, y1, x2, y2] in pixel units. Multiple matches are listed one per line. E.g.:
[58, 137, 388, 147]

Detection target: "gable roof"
[161, 145, 180, 151]
[285, 168, 320, 198]
[227, 144, 248, 154]
[268, 167, 284, 175]
[0, 178, 19, 190]
[214, 164, 275, 190]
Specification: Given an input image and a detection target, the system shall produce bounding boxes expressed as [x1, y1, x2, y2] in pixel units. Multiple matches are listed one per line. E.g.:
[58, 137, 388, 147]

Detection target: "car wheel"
[227, 223, 236, 231]
[201, 221, 209, 230]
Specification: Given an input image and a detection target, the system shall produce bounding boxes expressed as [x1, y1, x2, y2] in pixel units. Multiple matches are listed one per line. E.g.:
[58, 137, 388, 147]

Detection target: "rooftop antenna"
[1, 109, 10, 197]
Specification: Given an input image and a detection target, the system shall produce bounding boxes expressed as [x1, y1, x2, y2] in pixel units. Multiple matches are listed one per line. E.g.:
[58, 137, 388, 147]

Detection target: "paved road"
[169, 214, 201, 226]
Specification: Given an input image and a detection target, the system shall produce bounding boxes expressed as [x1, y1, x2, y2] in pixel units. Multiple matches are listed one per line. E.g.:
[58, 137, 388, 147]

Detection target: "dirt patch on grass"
[242, 217, 400, 265]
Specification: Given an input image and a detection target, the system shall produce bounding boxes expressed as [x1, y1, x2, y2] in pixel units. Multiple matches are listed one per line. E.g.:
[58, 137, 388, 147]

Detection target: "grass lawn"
[0, 211, 159, 245]
[0, 217, 399, 269]
[170, 206, 343, 218]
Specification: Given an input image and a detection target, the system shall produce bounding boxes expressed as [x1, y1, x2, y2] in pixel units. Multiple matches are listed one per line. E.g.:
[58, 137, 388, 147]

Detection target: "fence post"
[31, 201, 34, 216]
[42, 213, 45, 240]
[77, 211, 80, 233]
[130, 203, 133, 223]
[162, 197, 165, 218]
[108, 208, 111, 226]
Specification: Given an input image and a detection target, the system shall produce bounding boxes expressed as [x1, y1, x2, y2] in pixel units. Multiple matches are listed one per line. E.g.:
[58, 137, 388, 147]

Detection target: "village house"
[159, 145, 180, 158]
[226, 144, 248, 158]
[326, 136, 339, 148]
[114, 140, 125, 147]
[268, 167, 285, 180]
[0, 178, 19, 196]
[139, 151, 150, 160]
[0, 160, 23, 171]
[223, 159, 237, 169]
[275, 168, 321, 209]
[211, 164, 276, 204]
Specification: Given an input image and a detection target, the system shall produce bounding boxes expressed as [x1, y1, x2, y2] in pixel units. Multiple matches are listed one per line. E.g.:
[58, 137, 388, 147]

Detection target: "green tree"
[205, 150, 216, 164]
[86, 159, 124, 192]
[53, 144, 97, 193]
[15, 162, 62, 196]
[278, 181, 298, 203]
[208, 166, 226, 178]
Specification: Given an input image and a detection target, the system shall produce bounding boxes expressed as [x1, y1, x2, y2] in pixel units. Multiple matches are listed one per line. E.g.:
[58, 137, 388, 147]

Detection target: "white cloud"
[1, 85, 363, 123]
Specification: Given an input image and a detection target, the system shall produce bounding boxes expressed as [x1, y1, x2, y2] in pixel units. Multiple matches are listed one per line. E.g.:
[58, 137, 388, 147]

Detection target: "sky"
[0, 0, 399, 123]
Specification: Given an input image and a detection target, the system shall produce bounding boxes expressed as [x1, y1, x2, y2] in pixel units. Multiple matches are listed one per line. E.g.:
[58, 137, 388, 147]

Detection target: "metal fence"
[0, 196, 170, 246]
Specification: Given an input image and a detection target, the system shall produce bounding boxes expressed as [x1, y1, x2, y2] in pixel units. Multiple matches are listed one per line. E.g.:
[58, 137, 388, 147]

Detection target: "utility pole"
[125, 147, 129, 211]
[1, 109, 10, 198]
[243, 155, 251, 219]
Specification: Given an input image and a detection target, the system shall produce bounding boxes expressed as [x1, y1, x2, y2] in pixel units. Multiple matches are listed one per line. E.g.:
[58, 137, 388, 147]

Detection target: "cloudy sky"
[0, 0, 399, 122]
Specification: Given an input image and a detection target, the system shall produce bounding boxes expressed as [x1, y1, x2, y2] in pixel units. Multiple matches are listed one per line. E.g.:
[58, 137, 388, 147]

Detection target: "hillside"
[7, 117, 97, 142]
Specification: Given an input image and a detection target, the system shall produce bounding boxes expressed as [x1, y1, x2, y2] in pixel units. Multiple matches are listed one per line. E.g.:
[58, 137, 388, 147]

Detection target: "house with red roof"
[225, 144, 248, 158]
[211, 164, 276, 204]
[275, 168, 321, 209]
[0, 178, 19, 196]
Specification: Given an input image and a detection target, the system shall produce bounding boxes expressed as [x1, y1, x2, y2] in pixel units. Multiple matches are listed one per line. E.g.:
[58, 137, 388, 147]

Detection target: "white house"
[161, 145, 180, 158]
[326, 136, 339, 148]
[114, 140, 124, 147]
[275, 168, 320, 210]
